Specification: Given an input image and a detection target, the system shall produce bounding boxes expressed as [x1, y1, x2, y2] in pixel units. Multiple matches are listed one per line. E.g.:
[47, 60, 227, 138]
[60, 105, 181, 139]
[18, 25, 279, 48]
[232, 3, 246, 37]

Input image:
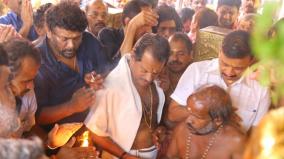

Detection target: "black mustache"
[62, 49, 73, 53]
[168, 61, 182, 65]
[95, 22, 106, 27]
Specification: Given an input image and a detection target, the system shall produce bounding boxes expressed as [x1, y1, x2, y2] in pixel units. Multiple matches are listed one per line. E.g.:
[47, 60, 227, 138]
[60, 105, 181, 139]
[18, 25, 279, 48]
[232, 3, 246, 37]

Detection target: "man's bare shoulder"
[172, 121, 188, 138]
[220, 124, 246, 145]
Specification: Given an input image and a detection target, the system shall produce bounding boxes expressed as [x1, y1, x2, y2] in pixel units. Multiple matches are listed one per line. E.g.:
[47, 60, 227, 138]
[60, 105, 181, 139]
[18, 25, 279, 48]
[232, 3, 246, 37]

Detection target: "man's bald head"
[187, 84, 233, 124]
[85, 0, 107, 12]
[85, 0, 108, 36]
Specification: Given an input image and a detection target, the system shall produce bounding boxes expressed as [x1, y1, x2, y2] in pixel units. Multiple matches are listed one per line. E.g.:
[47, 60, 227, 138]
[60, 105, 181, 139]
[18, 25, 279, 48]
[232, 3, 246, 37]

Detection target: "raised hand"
[69, 87, 96, 113]
[19, 0, 33, 38]
[0, 25, 21, 43]
[129, 7, 158, 28]
[84, 71, 104, 90]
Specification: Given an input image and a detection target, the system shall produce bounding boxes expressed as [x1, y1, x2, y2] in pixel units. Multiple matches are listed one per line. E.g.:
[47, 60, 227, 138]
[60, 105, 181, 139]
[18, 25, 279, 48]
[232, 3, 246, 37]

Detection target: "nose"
[224, 66, 235, 76]
[169, 53, 178, 62]
[66, 39, 75, 49]
[97, 14, 104, 21]
[26, 80, 34, 90]
[164, 29, 172, 39]
[145, 73, 155, 83]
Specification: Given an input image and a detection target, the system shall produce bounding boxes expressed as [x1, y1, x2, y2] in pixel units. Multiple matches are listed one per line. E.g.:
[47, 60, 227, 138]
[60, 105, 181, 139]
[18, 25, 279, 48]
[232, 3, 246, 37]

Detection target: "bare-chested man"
[166, 84, 245, 159]
[84, 33, 170, 159]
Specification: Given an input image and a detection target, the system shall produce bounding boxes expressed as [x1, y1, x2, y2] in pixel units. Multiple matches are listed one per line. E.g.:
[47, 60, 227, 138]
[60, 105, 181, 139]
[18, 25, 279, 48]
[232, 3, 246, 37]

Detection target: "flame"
[80, 131, 89, 147]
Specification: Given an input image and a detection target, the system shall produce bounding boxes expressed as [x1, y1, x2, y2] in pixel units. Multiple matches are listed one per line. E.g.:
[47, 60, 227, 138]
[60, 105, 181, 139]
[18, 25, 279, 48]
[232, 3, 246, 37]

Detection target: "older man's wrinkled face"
[0, 66, 15, 109]
[0, 65, 20, 137]
[217, 5, 239, 29]
[86, 1, 108, 36]
[186, 96, 216, 135]
[10, 57, 40, 97]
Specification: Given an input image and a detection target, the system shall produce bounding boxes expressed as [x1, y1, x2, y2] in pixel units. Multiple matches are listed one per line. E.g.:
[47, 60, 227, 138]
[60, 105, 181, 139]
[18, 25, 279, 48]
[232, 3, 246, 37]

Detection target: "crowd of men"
[0, 0, 281, 158]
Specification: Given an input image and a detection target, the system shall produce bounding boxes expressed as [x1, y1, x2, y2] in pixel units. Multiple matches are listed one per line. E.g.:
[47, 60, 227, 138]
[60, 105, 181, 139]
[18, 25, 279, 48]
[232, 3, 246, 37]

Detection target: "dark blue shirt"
[34, 32, 111, 131]
[98, 27, 124, 65]
[0, 11, 38, 41]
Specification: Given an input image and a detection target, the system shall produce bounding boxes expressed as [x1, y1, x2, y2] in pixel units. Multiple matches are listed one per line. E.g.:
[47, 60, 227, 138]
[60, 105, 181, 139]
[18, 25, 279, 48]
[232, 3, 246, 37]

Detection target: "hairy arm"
[92, 133, 125, 157]
[120, 7, 158, 55]
[37, 87, 96, 125]
[37, 102, 76, 125]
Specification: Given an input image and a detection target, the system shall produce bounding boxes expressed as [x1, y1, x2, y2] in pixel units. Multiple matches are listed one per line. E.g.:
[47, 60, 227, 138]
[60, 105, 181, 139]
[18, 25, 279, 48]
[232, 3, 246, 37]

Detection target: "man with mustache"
[166, 85, 245, 159]
[85, 0, 108, 37]
[158, 33, 193, 127]
[34, 2, 110, 132]
[168, 30, 270, 133]
[0, 44, 20, 137]
[0, 42, 98, 159]
[217, 0, 241, 29]
[85, 33, 170, 159]
[3, 38, 41, 137]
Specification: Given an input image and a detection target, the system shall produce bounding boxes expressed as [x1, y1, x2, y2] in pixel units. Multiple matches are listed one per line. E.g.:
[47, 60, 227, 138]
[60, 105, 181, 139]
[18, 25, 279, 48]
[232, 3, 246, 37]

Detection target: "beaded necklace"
[185, 125, 223, 159]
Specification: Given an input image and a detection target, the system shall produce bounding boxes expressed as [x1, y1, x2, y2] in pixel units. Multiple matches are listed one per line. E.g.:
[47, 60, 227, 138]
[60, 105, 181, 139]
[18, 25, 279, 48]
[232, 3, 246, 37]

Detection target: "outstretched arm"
[90, 131, 139, 159]
[120, 7, 158, 55]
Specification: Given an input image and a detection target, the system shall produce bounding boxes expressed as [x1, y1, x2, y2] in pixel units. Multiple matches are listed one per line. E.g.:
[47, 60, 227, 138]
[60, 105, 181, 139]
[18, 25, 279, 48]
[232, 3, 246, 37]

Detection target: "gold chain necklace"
[142, 85, 153, 130]
[185, 125, 223, 159]
[73, 56, 78, 71]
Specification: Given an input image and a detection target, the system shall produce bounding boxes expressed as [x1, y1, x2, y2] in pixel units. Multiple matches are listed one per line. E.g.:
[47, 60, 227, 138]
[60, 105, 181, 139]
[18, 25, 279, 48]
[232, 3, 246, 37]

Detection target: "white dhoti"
[129, 145, 158, 159]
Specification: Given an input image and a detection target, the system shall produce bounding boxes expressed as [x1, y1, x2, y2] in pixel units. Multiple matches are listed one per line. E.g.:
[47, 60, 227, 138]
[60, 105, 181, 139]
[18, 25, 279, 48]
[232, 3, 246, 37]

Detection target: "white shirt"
[85, 55, 165, 154]
[14, 90, 37, 137]
[171, 58, 271, 132]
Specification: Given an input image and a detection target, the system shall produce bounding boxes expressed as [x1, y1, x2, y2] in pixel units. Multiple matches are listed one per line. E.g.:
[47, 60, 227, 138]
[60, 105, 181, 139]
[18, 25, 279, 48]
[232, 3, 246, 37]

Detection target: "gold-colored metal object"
[193, 26, 232, 62]
[243, 107, 284, 159]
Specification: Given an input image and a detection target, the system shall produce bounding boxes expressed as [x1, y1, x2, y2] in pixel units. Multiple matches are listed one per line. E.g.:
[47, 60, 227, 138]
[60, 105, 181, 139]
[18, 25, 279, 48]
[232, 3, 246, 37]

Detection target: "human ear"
[214, 117, 223, 127]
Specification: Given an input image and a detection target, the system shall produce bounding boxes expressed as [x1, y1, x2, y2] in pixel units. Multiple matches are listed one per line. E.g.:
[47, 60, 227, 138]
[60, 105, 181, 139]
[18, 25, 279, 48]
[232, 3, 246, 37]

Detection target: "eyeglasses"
[87, 12, 108, 19]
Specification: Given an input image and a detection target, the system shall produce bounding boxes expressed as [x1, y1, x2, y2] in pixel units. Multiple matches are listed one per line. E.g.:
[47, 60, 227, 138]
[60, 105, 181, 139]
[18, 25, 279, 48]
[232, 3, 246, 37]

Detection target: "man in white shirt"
[168, 30, 270, 132]
[85, 33, 170, 159]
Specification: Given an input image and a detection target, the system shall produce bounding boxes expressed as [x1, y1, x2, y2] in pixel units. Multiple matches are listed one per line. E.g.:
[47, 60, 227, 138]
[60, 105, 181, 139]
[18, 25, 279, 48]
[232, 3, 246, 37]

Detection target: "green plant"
[251, 1, 284, 106]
